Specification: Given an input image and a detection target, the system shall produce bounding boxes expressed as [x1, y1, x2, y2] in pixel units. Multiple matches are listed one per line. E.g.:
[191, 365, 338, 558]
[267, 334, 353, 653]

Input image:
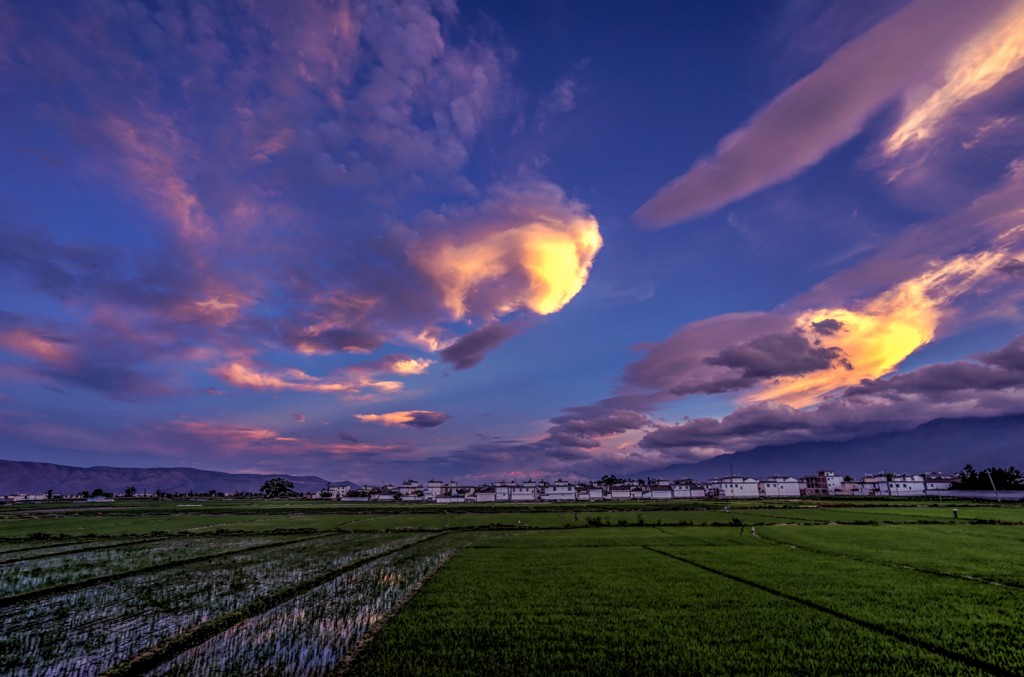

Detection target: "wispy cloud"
[634, 0, 1013, 227]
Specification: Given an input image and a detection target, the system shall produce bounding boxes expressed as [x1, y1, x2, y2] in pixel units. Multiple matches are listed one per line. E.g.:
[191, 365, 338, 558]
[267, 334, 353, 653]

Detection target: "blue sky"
[2, 0, 1024, 483]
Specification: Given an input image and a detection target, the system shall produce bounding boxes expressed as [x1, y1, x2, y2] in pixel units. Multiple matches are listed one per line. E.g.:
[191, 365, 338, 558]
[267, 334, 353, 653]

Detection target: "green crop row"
[758, 524, 1024, 587]
[656, 531, 1024, 673]
[348, 529, 980, 675]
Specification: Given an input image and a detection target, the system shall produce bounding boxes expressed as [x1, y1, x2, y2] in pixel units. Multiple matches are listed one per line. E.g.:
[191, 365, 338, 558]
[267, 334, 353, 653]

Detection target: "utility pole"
[986, 469, 1001, 503]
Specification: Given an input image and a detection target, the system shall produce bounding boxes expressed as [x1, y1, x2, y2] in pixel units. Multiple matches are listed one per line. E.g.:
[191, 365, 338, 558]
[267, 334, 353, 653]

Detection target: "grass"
[348, 529, 983, 675]
[2, 500, 1022, 675]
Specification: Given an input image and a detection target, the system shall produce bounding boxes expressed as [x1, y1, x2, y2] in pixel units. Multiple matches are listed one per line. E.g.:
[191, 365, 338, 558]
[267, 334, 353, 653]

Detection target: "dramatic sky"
[3, 0, 1024, 483]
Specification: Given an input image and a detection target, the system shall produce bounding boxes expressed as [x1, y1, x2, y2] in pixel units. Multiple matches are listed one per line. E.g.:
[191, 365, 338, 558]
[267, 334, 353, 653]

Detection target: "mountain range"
[655, 414, 1024, 481]
[0, 461, 351, 495]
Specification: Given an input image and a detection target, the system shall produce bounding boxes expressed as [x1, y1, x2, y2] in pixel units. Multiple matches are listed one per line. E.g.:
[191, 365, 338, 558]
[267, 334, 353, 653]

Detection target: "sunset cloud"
[410, 182, 602, 320]
[634, 0, 1011, 227]
[354, 410, 452, 428]
[214, 362, 402, 395]
[640, 333, 1024, 459]
[885, 2, 1024, 156]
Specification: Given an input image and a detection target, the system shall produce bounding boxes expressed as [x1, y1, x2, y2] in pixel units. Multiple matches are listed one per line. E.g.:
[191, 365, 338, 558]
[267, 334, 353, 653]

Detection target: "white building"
[801, 471, 844, 496]
[707, 476, 760, 499]
[426, 480, 445, 499]
[541, 480, 577, 501]
[474, 486, 497, 502]
[644, 486, 674, 500]
[759, 476, 802, 498]
[509, 484, 537, 502]
[670, 482, 706, 499]
[576, 486, 605, 501]
[399, 480, 423, 497]
[608, 485, 633, 500]
[924, 473, 954, 493]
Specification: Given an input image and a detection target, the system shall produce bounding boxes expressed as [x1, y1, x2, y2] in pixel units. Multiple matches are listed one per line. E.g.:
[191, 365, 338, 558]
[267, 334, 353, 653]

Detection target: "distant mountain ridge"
[653, 414, 1024, 481]
[0, 460, 353, 495]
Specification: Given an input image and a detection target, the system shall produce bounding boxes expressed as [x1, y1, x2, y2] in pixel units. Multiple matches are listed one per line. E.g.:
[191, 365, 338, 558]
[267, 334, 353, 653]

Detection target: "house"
[706, 476, 760, 499]
[670, 481, 706, 499]
[801, 471, 844, 496]
[644, 486, 674, 500]
[509, 484, 537, 502]
[426, 480, 445, 499]
[860, 473, 926, 496]
[474, 486, 497, 502]
[759, 476, 802, 498]
[541, 480, 576, 502]
[576, 485, 605, 501]
[608, 485, 633, 500]
[924, 473, 954, 493]
[399, 480, 423, 496]
[886, 473, 927, 496]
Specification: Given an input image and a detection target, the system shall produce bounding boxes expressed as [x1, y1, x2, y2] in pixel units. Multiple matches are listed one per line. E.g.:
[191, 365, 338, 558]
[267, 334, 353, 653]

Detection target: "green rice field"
[1, 499, 1022, 675]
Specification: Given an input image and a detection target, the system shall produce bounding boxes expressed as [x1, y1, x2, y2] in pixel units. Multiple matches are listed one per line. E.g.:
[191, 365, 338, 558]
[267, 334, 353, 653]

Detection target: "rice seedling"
[0, 533, 410, 675]
[155, 533, 475, 675]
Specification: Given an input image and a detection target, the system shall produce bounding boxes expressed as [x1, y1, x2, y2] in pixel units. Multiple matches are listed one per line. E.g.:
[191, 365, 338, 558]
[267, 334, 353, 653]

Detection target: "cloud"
[354, 410, 452, 428]
[292, 413, 306, 422]
[640, 333, 1024, 458]
[884, 2, 1024, 156]
[811, 319, 844, 335]
[547, 408, 653, 449]
[214, 362, 402, 395]
[409, 181, 602, 319]
[0, 327, 75, 365]
[439, 321, 527, 370]
[285, 328, 383, 356]
[625, 187, 1024, 407]
[706, 332, 851, 379]
[634, 0, 1012, 227]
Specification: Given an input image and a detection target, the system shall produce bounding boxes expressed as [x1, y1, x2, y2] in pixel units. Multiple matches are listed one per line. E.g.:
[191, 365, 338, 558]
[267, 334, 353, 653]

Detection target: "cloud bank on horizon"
[1, 0, 1024, 483]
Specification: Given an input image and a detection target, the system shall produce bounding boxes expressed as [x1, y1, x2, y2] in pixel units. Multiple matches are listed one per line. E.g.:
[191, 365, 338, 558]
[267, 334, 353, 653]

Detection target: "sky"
[2, 0, 1024, 484]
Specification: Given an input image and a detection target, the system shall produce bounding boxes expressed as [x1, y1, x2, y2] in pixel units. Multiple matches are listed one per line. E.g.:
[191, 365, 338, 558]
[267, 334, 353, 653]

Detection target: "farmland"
[2, 500, 1022, 675]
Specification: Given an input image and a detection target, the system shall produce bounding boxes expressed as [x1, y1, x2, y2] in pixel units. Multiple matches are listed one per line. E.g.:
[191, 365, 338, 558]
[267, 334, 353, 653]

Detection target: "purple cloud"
[355, 410, 452, 428]
[640, 333, 1024, 458]
[440, 321, 528, 370]
[634, 0, 1009, 227]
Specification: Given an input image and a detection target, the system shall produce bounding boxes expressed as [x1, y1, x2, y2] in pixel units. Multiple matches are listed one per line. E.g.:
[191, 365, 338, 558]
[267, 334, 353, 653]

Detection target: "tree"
[956, 465, 1024, 490]
[260, 477, 297, 498]
[124, 486, 136, 498]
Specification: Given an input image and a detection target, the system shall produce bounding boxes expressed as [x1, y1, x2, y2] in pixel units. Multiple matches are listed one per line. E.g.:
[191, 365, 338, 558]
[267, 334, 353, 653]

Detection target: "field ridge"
[643, 545, 1014, 677]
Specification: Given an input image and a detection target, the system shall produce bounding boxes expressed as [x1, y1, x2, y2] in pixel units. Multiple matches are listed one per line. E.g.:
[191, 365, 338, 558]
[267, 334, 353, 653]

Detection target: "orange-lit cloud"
[885, 2, 1024, 156]
[354, 410, 451, 428]
[388, 357, 432, 375]
[753, 250, 1009, 406]
[410, 183, 602, 319]
[214, 362, 402, 395]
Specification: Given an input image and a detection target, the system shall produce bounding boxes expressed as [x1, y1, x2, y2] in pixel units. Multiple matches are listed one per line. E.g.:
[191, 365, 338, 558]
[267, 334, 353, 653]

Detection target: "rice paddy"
[1, 499, 1021, 675]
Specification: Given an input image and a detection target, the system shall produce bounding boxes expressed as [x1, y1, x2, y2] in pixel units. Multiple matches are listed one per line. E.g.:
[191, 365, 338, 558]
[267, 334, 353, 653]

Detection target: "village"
[327, 470, 962, 503]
